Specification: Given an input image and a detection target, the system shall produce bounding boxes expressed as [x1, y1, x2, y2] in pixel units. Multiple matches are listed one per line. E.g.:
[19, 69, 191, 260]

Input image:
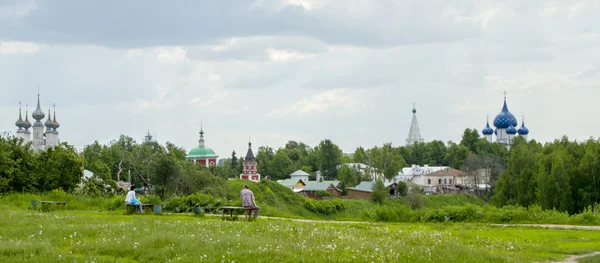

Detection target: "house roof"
[303, 181, 340, 191]
[424, 167, 466, 177]
[277, 178, 306, 187]
[348, 180, 396, 193]
[290, 170, 310, 176]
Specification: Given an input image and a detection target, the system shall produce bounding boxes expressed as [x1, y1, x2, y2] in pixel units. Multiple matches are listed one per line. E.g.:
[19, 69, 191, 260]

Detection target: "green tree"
[426, 140, 447, 165]
[536, 150, 573, 212]
[337, 165, 359, 190]
[230, 151, 238, 169]
[371, 143, 405, 181]
[165, 141, 187, 160]
[270, 149, 295, 180]
[460, 128, 481, 153]
[396, 181, 408, 196]
[318, 139, 342, 180]
[256, 146, 275, 178]
[353, 147, 368, 164]
[371, 179, 387, 204]
[445, 142, 470, 169]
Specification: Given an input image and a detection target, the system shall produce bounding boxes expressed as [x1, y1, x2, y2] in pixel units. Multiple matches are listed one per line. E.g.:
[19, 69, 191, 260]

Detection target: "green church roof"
[186, 126, 218, 159]
[186, 146, 218, 158]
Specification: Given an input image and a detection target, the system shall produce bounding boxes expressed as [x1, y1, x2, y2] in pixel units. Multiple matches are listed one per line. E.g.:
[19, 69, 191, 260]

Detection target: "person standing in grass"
[125, 185, 143, 213]
[240, 185, 261, 219]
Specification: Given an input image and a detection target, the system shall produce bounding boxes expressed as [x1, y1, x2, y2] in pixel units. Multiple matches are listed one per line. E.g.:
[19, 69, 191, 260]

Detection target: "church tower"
[23, 103, 32, 144]
[31, 94, 46, 151]
[240, 138, 260, 182]
[15, 102, 27, 142]
[406, 104, 424, 145]
[44, 107, 57, 148]
[484, 91, 530, 149]
[482, 115, 494, 143]
[517, 115, 529, 141]
[52, 104, 60, 146]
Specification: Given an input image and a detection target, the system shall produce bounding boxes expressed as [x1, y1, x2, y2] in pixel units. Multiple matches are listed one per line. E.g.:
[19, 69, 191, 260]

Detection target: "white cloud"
[0, 41, 42, 54]
[3, 0, 600, 154]
[267, 88, 372, 118]
[267, 49, 315, 62]
[154, 47, 187, 65]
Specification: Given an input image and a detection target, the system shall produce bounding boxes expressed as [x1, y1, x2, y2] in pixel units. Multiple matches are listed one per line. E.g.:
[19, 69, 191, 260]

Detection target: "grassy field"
[2, 209, 600, 263]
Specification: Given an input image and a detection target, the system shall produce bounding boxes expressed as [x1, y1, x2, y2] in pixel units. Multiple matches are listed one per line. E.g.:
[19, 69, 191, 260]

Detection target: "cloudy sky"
[1, 0, 599, 156]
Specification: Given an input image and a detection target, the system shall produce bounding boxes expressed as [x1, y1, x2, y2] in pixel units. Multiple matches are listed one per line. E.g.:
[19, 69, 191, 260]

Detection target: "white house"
[395, 164, 448, 185]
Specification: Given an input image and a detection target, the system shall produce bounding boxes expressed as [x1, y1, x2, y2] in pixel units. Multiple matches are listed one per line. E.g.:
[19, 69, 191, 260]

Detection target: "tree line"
[2, 129, 599, 214]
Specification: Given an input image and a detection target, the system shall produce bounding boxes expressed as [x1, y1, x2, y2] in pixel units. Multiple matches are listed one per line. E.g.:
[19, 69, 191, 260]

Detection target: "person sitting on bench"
[125, 185, 143, 213]
[240, 184, 261, 219]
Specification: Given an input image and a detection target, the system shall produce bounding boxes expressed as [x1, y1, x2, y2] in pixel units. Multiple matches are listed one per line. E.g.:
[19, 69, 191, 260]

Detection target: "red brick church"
[240, 140, 260, 182]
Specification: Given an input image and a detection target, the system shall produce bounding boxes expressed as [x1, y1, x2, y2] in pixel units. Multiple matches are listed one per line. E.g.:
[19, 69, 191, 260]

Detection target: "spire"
[518, 114, 529, 135]
[482, 114, 494, 135]
[44, 108, 55, 130]
[23, 103, 32, 131]
[198, 124, 205, 147]
[15, 101, 25, 130]
[406, 104, 423, 145]
[52, 103, 59, 131]
[245, 136, 256, 162]
[32, 93, 45, 122]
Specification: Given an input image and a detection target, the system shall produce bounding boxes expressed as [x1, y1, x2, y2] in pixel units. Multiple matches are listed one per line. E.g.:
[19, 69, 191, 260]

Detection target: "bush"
[406, 193, 426, 209]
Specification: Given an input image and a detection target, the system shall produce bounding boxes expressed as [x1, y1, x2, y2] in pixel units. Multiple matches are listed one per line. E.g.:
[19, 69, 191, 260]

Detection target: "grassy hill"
[224, 179, 485, 221]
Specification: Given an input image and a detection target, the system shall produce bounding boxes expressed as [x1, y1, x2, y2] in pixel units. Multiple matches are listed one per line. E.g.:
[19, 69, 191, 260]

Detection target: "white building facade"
[15, 95, 60, 151]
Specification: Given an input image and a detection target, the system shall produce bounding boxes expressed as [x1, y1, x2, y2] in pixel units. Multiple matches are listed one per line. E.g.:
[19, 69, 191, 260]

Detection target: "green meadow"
[2, 208, 600, 263]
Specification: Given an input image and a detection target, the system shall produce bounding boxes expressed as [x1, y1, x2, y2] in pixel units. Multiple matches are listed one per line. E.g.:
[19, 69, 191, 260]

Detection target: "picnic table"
[126, 204, 156, 215]
[40, 201, 67, 211]
[220, 206, 258, 220]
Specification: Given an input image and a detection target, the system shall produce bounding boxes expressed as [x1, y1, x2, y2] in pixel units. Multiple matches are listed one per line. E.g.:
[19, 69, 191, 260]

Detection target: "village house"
[300, 181, 342, 200]
[346, 180, 397, 200]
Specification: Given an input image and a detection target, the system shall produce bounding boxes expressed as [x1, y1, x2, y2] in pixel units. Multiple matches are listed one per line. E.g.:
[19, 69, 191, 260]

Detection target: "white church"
[14, 94, 60, 151]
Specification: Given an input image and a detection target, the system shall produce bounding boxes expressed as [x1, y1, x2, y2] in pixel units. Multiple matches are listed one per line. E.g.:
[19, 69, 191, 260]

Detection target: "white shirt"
[125, 190, 136, 203]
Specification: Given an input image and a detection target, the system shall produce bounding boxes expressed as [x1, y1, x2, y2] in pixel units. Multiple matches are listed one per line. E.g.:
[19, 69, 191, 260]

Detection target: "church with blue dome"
[482, 92, 529, 148]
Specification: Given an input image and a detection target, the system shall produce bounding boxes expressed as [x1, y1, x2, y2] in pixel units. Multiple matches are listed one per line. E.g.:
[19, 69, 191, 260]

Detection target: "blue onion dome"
[506, 124, 517, 135]
[482, 121, 494, 135]
[518, 121, 529, 135]
[493, 99, 518, 129]
[494, 129, 497, 135]
[44, 109, 55, 129]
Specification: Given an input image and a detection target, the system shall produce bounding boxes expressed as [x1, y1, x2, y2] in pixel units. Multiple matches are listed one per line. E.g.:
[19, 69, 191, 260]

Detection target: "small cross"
[486, 114, 489, 121]
[503, 90, 507, 99]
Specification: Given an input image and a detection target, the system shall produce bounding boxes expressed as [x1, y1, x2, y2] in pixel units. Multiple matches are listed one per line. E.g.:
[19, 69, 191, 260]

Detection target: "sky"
[1, 0, 599, 157]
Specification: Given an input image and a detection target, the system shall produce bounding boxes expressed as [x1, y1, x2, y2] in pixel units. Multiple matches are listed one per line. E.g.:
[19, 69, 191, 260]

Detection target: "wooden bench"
[40, 201, 66, 211]
[220, 206, 258, 220]
[126, 204, 155, 215]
